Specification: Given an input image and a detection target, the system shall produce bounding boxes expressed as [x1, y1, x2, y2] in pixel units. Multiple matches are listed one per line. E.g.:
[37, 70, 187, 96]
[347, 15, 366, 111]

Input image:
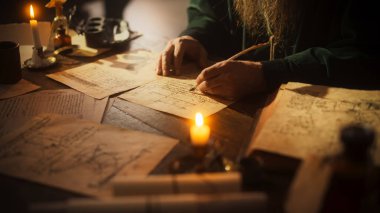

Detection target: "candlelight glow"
[191, 112, 210, 147]
[30, 5, 35, 19]
[195, 113, 204, 127]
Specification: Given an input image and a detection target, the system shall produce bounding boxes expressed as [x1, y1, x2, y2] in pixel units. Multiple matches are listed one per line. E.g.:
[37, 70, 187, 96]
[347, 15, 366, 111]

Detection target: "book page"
[0, 114, 178, 197]
[0, 89, 108, 137]
[251, 82, 380, 164]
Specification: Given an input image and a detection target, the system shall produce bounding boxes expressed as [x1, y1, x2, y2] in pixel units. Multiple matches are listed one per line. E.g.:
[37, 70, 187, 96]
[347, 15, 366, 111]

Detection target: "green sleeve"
[180, 0, 239, 57]
[262, 0, 380, 89]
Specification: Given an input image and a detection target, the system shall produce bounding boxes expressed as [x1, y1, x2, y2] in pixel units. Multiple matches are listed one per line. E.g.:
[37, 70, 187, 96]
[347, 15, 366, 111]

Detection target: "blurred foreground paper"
[31, 192, 267, 213]
[0, 89, 108, 137]
[251, 82, 380, 165]
[47, 50, 158, 99]
[112, 172, 241, 196]
[0, 114, 178, 197]
[0, 79, 40, 100]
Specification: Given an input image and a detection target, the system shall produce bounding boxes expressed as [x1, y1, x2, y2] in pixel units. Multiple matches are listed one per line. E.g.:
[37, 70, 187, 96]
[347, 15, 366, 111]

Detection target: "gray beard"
[234, 0, 303, 51]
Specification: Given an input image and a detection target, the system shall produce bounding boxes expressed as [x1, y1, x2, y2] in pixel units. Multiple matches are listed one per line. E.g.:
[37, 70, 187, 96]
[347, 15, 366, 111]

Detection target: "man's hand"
[196, 60, 267, 100]
[156, 36, 208, 76]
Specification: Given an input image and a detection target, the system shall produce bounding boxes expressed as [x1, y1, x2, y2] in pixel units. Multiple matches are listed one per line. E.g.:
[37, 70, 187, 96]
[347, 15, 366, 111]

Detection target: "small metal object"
[53, 44, 79, 55]
[84, 17, 130, 48]
[24, 47, 56, 70]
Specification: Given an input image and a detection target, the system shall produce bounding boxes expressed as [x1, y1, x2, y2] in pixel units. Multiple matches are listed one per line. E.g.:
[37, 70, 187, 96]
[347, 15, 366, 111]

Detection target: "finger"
[197, 75, 224, 92]
[173, 42, 184, 75]
[196, 63, 225, 85]
[162, 45, 174, 76]
[198, 83, 223, 96]
[156, 54, 163, 75]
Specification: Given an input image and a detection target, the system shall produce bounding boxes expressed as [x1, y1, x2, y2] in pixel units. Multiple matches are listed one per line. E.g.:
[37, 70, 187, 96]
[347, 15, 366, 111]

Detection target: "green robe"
[181, 0, 380, 89]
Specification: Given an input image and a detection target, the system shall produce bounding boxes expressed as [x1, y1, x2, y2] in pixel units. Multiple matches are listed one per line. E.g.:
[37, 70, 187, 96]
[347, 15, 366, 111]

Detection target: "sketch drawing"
[252, 82, 380, 165]
[0, 89, 108, 137]
[0, 114, 178, 197]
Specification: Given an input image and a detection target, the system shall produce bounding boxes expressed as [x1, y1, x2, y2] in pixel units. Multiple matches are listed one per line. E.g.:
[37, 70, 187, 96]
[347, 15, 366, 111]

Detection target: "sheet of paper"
[0, 79, 40, 100]
[0, 113, 178, 197]
[0, 89, 108, 137]
[47, 50, 158, 99]
[251, 82, 380, 164]
[118, 72, 233, 119]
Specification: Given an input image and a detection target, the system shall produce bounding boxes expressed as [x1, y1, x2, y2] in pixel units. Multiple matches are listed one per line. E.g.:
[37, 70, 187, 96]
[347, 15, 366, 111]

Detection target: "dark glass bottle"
[54, 26, 71, 49]
[46, 1, 71, 51]
[322, 124, 380, 213]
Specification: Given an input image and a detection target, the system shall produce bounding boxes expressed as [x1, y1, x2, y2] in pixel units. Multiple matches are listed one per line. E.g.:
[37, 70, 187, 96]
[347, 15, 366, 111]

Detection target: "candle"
[29, 5, 42, 48]
[190, 113, 210, 147]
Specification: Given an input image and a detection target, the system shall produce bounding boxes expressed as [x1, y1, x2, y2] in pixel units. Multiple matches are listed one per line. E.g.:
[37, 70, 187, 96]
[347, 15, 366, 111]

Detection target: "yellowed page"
[251, 82, 380, 164]
[111, 50, 233, 119]
[0, 114, 178, 197]
[118, 73, 233, 119]
[47, 50, 158, 99]
[0, 89, 108, 137]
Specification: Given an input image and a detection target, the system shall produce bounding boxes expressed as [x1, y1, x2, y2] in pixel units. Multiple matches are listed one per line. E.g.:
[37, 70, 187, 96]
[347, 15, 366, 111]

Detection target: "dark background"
[0, 0, 129, 24]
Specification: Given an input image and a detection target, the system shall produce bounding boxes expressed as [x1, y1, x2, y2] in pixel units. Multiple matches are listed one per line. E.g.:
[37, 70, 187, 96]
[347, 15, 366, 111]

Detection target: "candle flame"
[195, 112, 204, 127]
[30, 5, 35, 19]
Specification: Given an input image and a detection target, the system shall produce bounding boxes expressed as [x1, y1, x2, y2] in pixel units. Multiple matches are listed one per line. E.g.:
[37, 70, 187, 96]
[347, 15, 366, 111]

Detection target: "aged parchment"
[0, 89, 108, 137]
[47, 50, 159, 99]
[118, 73, 233, 119]
[0, 79, 40, 100]
[0, 114, 178, 197]
[252, 82, 380, 164]
[47, 62, 145, 99]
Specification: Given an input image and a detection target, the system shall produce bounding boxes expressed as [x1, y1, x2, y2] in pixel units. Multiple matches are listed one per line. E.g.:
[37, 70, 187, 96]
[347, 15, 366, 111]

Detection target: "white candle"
[29, 5, 42, 48]
[190, 112, 210, 147]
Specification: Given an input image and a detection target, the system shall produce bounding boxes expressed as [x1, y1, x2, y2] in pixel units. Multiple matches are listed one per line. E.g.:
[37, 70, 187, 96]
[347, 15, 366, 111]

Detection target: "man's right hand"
[156, 36, 208, 76]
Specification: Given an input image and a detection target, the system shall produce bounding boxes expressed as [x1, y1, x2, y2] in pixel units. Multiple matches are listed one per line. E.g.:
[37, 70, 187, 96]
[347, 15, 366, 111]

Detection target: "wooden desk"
[0, 0, 286, 211]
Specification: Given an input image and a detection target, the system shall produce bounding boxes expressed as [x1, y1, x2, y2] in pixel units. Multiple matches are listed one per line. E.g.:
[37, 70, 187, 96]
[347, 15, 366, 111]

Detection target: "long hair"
[234, 0, 304, 52]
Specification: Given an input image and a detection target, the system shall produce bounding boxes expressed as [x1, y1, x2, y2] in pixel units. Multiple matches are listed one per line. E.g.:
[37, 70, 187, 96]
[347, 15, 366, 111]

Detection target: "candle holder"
[169, 138, 237, 174]
[24, 46, 57, 70]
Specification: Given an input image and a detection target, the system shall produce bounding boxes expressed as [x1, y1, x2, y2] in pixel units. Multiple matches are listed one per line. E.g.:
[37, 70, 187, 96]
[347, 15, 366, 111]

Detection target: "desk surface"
[0, 1, 291, 211]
